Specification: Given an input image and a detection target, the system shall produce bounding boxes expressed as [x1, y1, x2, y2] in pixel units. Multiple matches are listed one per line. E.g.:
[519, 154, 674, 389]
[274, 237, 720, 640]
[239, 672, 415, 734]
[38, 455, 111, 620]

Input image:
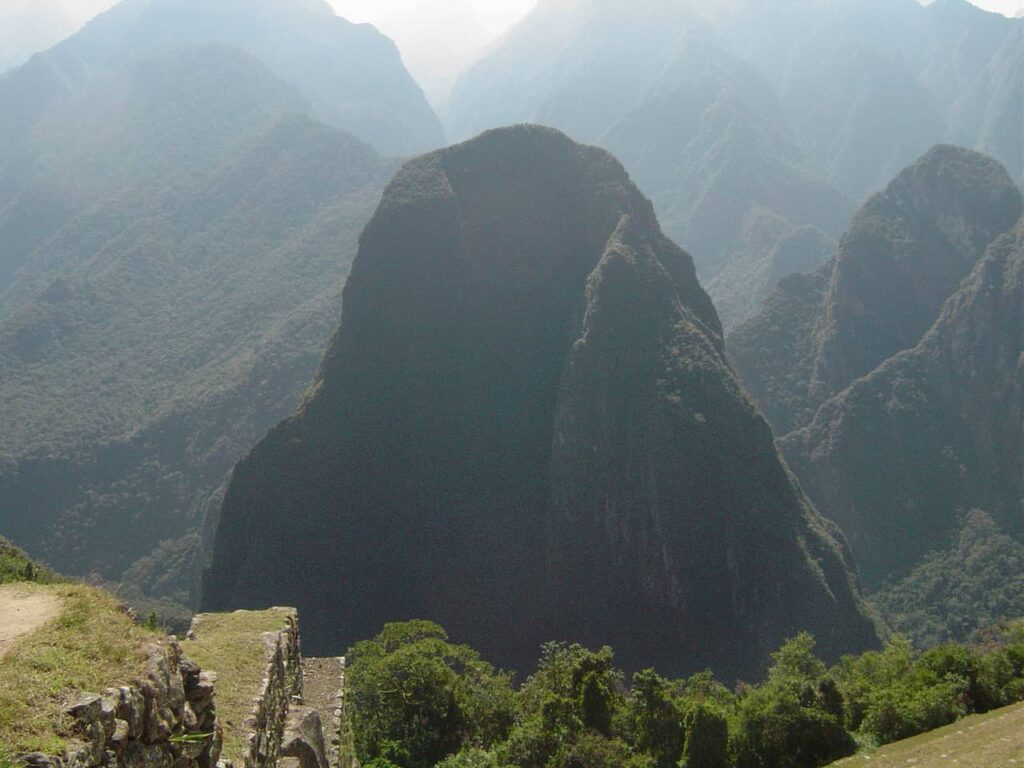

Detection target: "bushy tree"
[679, 703, 728, 768]
[731, 634, 856, 768]
[503, 643, 626, 768]
[622, 670, 684, 768]
[346, 621, 515, 768]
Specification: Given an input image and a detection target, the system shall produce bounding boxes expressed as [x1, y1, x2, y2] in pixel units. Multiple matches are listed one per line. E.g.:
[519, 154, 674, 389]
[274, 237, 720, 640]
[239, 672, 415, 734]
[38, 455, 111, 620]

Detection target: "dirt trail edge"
[0, 584, 63, 658]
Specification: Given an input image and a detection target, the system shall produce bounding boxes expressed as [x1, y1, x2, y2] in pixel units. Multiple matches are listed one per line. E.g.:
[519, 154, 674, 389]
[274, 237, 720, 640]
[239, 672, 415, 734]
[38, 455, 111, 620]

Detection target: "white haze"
[0, 0, 1020, 89]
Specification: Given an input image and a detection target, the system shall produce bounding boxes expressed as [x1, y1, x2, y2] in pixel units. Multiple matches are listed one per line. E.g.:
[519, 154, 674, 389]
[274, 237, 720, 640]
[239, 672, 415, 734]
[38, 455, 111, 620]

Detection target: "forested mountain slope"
[0, 0, 441, 163]
[729, 146, 1022, 435]
[779, 219, 1023, 586]
[0, 43, 396, 608]
[203, 126, 878, 680]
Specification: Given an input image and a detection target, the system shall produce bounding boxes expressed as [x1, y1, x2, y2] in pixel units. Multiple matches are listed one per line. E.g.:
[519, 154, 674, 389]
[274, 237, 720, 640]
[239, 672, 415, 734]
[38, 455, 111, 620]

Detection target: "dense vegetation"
[204, 125, 876, 678]
[729, 145, 1023, 435]
[0, 41, 395, 611]
[871, 511, 1024, 649]
[779, 214, 1023, 586]
[343, 620, 1024, 768]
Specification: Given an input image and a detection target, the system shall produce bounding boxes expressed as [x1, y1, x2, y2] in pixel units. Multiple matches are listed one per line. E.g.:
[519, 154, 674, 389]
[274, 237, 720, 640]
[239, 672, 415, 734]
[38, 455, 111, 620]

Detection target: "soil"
[0, 583, 63, 658]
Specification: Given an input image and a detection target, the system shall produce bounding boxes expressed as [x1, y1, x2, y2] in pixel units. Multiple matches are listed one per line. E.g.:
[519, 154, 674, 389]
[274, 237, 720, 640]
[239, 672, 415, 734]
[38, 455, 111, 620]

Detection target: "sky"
[1, 0, 1021, 96]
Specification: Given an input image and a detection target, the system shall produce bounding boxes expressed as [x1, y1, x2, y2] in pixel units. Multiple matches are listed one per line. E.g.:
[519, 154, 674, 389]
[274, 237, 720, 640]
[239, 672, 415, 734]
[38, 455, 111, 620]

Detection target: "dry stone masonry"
[186, 609, 340, 768]
[19, 640, 221, 768]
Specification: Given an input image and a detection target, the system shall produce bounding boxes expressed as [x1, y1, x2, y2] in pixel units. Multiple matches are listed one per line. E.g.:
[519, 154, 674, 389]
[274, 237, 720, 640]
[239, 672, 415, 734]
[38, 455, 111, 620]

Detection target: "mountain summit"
[0, 0, 442, 157]
[202, 126, 878, 678]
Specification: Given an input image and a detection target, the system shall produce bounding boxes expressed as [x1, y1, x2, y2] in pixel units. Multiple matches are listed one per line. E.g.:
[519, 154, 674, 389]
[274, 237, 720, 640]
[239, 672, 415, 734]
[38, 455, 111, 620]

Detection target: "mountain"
[202, 125, 878, 679]
[0, 0, 442, 161]
[0, 0, 73, 74]
[600, 34, 850, 326]
[445, 0, 1022, 327]
[729, 146, 1022, 435]
[446, 0, 850, 329]
[778, 217, 1023, 586]
[0, 43, 395, 610]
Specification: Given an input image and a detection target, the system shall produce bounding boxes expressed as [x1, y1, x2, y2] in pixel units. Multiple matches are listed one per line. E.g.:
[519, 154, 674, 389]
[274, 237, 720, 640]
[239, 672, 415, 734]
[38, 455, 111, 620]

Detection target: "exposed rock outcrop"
[202, 125, 878, 679]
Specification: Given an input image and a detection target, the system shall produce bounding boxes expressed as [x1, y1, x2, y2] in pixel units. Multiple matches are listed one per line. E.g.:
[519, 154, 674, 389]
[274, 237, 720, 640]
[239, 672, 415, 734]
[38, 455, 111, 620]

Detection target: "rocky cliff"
[730, 145, 1023, 434]
[202, 126, 878, 679]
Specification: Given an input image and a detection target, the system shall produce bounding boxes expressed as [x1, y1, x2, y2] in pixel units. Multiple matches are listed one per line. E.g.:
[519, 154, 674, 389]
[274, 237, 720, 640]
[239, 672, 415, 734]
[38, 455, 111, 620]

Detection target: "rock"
[280, 707, 328, 768]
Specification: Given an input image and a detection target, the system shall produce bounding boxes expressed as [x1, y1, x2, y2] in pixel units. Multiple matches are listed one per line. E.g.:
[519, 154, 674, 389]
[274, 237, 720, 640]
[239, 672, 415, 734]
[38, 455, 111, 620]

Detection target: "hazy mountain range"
[0, 0, 1020, 674]
[730, 145, 1022, 589]
[447, 0, 1023, 328]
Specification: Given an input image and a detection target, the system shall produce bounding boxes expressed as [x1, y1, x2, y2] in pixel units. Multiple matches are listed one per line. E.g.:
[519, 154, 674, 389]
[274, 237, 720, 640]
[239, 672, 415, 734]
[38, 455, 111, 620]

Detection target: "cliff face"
[780, 221, 1024, 586]
[203, 126, 878, 678]
[730, 145, 1023, 434]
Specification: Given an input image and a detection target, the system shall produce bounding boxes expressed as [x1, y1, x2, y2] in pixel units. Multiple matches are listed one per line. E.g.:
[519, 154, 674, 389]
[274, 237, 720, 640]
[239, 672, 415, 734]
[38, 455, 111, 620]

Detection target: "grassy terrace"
[829, 703, 1024, 767]
[181, 608, 294, 763]
[0, 582, 157, 758]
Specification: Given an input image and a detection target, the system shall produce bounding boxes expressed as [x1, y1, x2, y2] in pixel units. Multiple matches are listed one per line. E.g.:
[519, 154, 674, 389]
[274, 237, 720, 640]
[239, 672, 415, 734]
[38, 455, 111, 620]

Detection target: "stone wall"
[203, 609, 304, 768]
[18, 640, 221, 768]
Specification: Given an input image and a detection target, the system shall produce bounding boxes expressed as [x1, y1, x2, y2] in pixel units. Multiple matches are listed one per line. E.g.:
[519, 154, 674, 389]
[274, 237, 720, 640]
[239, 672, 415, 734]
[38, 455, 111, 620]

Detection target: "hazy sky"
[1, 0, 1021, 96]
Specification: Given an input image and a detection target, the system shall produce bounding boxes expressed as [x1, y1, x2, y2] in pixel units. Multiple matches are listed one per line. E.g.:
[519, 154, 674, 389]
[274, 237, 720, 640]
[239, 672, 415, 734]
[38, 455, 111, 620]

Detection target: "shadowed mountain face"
[445, 0, 1022, 328]
[781, 220, 1024, 586]
[203, 126, 878, 679]
[729, 146, 1023, 435]
[0, 43, 396, 609]
[0, 0, 442, 161]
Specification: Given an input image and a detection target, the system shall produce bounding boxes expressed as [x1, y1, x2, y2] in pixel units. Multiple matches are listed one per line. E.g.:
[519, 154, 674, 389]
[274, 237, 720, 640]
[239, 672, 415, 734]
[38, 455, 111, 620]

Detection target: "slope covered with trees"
[0, 40, 397, 610]
[778, 218, 1023, 586]
[339, 619, 1024, 768]
[203, 125, 878, 680]
[729, 146, 1022, 435]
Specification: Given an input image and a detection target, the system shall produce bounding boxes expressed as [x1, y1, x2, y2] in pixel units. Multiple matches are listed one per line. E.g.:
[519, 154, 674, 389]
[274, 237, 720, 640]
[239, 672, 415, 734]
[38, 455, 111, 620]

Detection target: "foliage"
[0, 537, 59, 586]
[343, 623, 1024, 768]
[345, 621, 515, 768]
[871, 511, 1024, 647]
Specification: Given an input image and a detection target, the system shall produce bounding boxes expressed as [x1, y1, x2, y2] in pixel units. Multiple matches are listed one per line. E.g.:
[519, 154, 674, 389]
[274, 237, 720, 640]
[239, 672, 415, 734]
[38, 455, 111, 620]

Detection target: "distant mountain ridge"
[446, 0, 1023, 329]
[202, 125, 879, 679]
[0, 38, 397, 609]
[0, 0, 442, 160]
[780, 217, 1024, 585]
[729, 145, 1022, 435]
[728, 146, 1022, 588]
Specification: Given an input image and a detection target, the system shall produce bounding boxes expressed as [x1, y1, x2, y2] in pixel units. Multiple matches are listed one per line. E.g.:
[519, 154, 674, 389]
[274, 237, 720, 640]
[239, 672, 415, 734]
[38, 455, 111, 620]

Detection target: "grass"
[181, 608, 295, 763]
[829, 703, 1024, 767]
[0, 537, 59, 586]
[0, 583, 157, 756]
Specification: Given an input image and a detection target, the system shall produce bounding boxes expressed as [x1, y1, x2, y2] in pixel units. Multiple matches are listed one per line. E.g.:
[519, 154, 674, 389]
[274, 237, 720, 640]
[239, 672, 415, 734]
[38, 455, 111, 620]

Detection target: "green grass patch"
[828, 702, 1024, 767]
[181, 609, 294, 763]
[0, 583, 157, 756]
[0, 538, 59, 586]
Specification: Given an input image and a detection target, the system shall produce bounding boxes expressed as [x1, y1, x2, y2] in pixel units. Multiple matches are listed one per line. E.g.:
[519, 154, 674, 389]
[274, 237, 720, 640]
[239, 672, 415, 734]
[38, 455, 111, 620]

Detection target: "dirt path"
[303, 656, 346, 768]
[0, 584, 63, 658]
